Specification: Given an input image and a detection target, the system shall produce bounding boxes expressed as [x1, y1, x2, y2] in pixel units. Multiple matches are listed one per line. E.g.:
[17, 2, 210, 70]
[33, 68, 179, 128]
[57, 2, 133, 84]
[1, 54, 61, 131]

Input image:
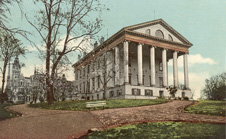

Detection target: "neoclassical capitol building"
[73, 19, 192, 100]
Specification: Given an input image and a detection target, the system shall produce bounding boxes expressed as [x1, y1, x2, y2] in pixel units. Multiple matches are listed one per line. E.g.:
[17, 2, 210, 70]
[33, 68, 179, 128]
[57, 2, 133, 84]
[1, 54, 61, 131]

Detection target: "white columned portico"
[124, 41, 129, 84]
[183, 53, 189, 89]
[173, 51, 178, 87]
[115, 46, 120, 85]
[150, 46, 156, 86]
[162, 49, 168, 87]
[137, 43, 143, 85]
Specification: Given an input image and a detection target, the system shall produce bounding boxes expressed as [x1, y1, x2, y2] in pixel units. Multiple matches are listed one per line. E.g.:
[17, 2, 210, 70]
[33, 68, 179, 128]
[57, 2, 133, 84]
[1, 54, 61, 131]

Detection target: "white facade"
[73, 19, 192, 100]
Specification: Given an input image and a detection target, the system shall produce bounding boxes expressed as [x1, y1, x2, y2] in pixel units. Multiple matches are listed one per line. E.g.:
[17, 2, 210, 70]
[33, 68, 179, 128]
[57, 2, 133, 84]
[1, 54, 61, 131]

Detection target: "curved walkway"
[91, 100, 226, 127]
[0, 105, 103, 139]
[0, 101, 225, 139]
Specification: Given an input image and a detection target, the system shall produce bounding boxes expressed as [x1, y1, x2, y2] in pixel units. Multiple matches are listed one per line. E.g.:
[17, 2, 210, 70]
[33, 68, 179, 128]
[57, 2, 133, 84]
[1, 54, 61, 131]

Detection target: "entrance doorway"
[159, 91, 164, 97]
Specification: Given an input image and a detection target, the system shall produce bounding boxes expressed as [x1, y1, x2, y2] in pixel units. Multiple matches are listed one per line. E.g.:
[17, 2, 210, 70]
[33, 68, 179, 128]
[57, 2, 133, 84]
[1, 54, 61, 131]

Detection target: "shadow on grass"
[80, 122, 225, 139]
[0, 104, 17, 121]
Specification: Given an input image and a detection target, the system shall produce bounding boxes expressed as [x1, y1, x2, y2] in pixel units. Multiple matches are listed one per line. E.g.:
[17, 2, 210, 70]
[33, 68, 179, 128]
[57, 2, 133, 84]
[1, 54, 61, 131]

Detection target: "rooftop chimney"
[94, 41, 98, 48]
[100, 36, 104, 44]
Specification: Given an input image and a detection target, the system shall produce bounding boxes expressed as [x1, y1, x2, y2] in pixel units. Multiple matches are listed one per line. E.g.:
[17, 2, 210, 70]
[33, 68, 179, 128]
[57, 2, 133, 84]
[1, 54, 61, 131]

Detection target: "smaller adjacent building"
[6, 57, 74, 103]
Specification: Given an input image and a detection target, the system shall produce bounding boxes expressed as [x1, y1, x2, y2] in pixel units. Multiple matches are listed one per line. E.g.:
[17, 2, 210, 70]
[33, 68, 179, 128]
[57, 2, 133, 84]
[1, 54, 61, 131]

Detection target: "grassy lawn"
[185, 100, 226, 117]
[0, 104, 16, 121]
[29, 99, 168, 111]
[84, 122, 226, 139]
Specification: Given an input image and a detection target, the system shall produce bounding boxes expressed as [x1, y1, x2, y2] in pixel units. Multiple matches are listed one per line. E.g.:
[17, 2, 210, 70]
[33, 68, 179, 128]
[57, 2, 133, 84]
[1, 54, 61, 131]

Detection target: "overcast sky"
[1, 0, 225, 99]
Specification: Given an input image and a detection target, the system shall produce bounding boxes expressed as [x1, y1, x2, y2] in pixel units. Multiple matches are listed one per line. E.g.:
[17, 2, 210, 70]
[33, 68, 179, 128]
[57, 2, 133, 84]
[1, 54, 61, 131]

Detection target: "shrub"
[183, 96, 189, 100]
[157, 96, 165, 99]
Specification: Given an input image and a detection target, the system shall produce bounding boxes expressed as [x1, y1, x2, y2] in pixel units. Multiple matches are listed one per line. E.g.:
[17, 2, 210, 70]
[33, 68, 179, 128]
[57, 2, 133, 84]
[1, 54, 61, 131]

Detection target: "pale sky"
[1, 0, 225, 100]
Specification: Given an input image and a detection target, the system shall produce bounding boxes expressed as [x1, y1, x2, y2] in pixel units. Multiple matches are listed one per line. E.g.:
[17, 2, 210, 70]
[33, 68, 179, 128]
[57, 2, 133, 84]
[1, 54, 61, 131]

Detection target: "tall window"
[97, 76, 100, 88]
[159, 77, 163, 87]
[83, 82, 86, 93]
[83, 68, 86, 77]
[129, 74, 132, 84]
[92, 78, 95, 89]
[143, 75, 145, 85]
[97, 94, 99, 100]
[137, 75, 138, 85]
[93, 62, 95, 71]
[87, 81, 90, 93]
[155, 30, 164, 39]
[159, 62, 163, 71]
[159, 91, 164, 97]
[149, 76, 152, 86]
[75, 85, 78, 92]
[79, 84, 82, 92]
[98, 60, 100, 69]
[110, 91, 114, 97]
[113, 71, 115, 85]
[129, 54, 131, 67]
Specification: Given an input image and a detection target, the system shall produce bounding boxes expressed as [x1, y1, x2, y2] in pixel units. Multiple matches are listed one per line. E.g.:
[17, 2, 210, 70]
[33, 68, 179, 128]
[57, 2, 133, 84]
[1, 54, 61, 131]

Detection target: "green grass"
[84, 122, 226, 139]
[29, 99, 168, 111]
[0, 104, 16, 121]
[185, 100, 226, 117]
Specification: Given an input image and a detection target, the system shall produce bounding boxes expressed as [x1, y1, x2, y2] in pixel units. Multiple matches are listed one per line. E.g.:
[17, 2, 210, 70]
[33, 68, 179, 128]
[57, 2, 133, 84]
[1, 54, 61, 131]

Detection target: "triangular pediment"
[124, 19, 192, 46]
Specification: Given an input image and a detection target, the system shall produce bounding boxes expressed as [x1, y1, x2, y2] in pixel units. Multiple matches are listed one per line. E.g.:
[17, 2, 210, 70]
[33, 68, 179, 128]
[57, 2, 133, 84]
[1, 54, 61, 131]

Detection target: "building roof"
[72, 19, 193, 69]
[124, 19, 192, 46]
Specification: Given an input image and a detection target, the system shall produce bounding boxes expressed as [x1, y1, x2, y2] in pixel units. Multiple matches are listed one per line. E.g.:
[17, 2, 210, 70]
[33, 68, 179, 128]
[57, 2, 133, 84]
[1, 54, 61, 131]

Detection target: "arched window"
[168, 34, 173, 41]
[145, 29, 151, 35]
[155, 30, 164, 39]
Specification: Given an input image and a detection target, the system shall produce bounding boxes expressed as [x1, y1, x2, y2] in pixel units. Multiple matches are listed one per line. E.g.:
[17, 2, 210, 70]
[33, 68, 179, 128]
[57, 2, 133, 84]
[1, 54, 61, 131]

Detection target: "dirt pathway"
[91, 100, 226, 127]
[0, 105, 103, 139]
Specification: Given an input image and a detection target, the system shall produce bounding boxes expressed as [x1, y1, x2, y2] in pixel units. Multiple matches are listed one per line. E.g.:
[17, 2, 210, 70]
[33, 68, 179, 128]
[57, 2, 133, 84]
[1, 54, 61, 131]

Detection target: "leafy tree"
[26, 0, 106, 104]
[0, 30, 26, 103]
[167, 85, 177, 98]
[201, 72, 226, 100]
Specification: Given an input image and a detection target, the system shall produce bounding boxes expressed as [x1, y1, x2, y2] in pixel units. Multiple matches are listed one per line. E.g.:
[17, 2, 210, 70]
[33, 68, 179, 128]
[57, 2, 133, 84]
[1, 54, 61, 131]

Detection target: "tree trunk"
[46, 44, 54, 104]
[1, 59, 8, 104]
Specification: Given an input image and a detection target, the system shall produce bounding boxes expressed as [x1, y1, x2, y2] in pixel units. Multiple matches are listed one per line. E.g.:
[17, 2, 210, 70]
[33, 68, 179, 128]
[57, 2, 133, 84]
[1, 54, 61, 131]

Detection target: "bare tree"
[85, 48, 116, 100]
[26, 0, 106, 104]
[0, 0, 31, 38]
[0, 30, 25, 103]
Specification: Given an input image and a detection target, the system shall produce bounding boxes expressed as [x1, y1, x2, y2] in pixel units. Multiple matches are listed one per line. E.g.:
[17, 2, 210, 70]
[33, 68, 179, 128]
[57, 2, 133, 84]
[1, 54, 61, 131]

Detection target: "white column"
[115, 46, 120, 85]
[150, 46, 156, 86]
[137, 43, 143, 85]
[162, 49, 168, 87]
[124, 41, 129, 84]
[173, 51, 178, 87]
[183, 53, 189, 89]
